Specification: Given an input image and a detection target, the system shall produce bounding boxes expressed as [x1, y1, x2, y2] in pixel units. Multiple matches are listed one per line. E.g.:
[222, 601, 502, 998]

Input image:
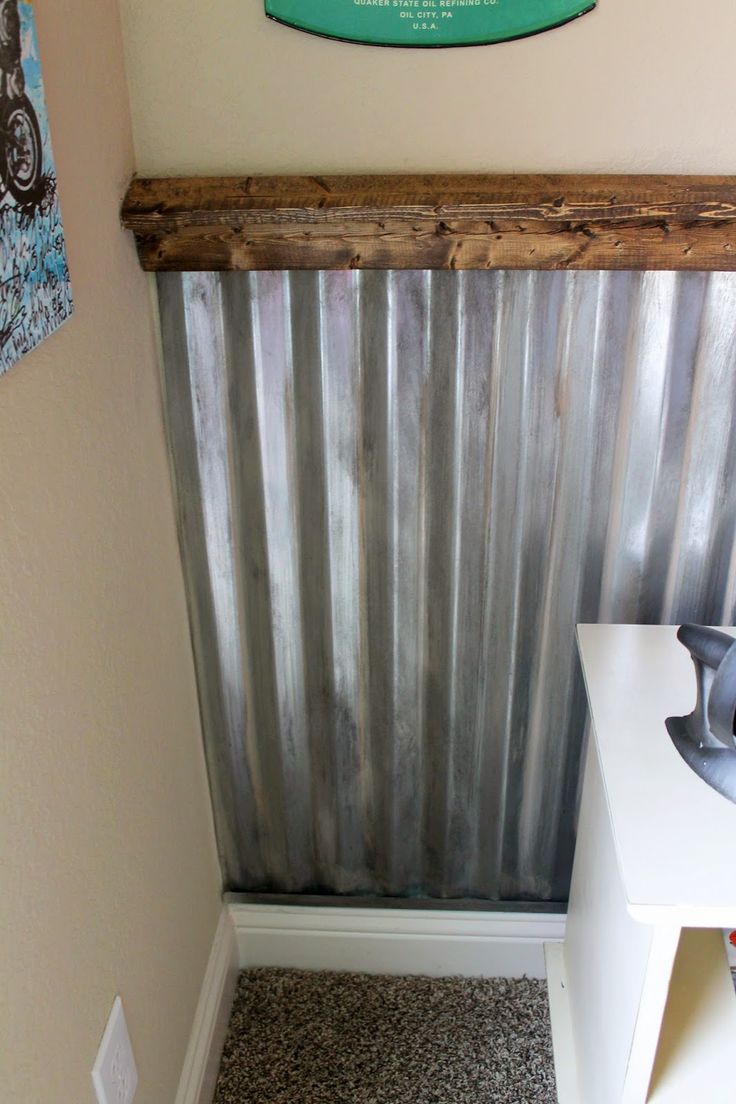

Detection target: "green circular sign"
[265, 0, 595, 47]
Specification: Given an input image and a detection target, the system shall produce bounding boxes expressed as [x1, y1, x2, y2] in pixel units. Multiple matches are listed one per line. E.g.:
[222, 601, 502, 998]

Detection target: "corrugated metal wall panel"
[158, 269, 736, 902]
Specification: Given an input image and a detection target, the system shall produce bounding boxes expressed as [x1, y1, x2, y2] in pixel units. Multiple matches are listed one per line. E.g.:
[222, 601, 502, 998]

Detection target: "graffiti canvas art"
[0, 0, 72, 376]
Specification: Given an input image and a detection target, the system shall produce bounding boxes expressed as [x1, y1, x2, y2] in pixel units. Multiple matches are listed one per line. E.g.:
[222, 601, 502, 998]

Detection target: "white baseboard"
[176, 902, 566, 1102]
[175, 906, 240, 1104]
[230, 904, 565, 979]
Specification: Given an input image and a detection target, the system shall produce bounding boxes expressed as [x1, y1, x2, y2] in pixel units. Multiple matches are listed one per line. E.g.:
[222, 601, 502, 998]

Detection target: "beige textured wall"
[119, 0, 736, 176]
[0, 2, 221, 1103]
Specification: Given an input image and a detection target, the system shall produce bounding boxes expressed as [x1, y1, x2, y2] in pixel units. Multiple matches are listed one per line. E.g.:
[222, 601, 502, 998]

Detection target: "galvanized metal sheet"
[158, 269, 736, 901]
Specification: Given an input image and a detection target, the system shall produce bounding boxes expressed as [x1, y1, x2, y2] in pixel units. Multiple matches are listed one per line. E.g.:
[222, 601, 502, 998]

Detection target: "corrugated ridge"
[158, 269, 736, 901]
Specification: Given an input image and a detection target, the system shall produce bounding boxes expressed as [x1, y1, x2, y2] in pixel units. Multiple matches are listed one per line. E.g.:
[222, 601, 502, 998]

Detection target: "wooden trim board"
[175, 907, 239, 1104]
[228, 902, 566, 978]
[121, 175, 736, 271]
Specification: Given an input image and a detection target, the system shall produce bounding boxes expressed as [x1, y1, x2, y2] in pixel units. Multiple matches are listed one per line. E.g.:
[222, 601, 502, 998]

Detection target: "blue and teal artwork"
[0, 0, 72, 376]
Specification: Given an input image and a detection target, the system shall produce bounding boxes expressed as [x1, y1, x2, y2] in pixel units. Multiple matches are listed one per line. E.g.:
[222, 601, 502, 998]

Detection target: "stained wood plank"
[121, 175, 736, 271]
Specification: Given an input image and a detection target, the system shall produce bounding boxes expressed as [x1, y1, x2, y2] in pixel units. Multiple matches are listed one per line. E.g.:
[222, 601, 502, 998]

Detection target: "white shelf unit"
[547, 624, 736, 1104]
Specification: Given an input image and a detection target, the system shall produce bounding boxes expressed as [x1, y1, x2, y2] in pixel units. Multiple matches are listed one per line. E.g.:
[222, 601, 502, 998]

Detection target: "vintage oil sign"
[265, 0, 595, 47]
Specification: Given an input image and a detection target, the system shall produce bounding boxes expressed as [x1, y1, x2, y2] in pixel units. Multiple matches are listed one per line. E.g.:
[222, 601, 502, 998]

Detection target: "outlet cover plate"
[92, 996, 138, 1104]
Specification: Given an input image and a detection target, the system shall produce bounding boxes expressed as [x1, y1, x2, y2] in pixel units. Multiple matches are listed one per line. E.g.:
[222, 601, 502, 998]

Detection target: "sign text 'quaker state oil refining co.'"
[265, 0, 595, 47]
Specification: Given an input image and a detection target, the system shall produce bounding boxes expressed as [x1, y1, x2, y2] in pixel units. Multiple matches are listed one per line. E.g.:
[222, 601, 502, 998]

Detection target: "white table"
[546, 624, 736, 1104]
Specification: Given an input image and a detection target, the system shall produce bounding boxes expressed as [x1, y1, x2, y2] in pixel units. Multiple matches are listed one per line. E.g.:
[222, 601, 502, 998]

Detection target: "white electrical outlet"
[92, 996, 138, 1104]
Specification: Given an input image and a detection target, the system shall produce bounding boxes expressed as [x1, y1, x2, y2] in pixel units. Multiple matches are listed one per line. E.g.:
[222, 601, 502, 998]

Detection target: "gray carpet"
[214, 969, 557, 1103]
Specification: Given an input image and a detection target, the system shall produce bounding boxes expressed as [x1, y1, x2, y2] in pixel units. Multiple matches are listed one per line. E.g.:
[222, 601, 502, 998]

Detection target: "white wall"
[119, 0, 736, 176]
[0, 2, 222, 1102]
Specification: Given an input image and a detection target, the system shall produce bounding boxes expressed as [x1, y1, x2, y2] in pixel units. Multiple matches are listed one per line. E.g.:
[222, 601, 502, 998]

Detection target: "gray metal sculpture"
[666, 624, 736, 804]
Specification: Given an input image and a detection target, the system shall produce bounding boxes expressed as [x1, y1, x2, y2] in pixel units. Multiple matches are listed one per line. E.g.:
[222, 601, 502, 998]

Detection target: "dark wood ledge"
[121, 175, 736, 271]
